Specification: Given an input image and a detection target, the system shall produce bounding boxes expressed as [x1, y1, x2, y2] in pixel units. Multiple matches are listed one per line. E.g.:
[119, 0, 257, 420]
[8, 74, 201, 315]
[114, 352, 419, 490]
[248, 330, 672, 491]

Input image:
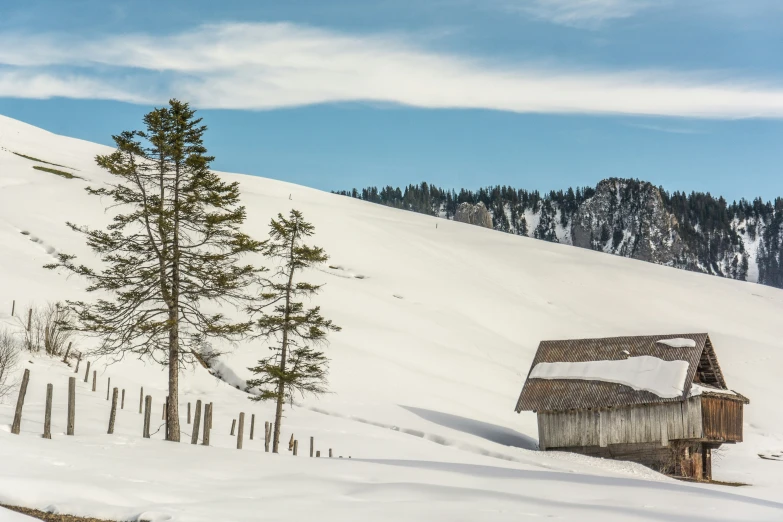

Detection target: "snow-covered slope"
[1, 113, 783, 521]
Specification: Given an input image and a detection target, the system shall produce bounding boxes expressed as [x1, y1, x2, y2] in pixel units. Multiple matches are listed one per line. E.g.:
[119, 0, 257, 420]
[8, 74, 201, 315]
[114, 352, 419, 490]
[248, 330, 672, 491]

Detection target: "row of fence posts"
[9, 358, 349, 458]
[11, 369, 76, 437]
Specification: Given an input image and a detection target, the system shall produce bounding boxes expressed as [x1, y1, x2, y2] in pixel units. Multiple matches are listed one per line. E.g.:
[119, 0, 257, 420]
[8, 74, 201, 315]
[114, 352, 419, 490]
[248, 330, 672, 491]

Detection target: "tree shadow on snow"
[399, 405, 539, 450]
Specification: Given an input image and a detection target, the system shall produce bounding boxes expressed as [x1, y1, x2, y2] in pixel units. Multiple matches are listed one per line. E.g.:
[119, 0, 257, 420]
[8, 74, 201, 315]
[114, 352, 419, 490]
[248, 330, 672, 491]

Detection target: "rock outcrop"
[454, 201, 493, 229]
[570, 179, 684, 265]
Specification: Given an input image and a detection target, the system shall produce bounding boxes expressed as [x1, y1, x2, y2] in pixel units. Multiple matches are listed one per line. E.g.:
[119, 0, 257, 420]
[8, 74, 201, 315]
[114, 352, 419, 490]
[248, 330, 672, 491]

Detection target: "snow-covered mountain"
[338, 178, 783, 288]
[2, 114, 783, 521]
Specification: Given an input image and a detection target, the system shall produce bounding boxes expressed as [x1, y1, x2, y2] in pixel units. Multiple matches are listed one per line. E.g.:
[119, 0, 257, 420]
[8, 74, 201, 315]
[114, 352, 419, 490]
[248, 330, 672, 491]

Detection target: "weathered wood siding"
[555, 441, 708, 478]
[701, 396, 743, 442]
[538, 397, 703, 450]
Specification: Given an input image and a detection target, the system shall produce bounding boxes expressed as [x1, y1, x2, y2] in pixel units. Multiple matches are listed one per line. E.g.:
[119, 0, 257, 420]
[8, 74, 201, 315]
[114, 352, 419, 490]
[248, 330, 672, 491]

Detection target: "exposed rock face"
[571, 179, 684, 265]
[454, 201, 493, 229]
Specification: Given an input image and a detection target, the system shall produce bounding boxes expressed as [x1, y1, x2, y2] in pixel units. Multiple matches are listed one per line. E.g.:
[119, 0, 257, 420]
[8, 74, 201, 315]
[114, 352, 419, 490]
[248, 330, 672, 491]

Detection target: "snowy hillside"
[1, 113, 783, 521]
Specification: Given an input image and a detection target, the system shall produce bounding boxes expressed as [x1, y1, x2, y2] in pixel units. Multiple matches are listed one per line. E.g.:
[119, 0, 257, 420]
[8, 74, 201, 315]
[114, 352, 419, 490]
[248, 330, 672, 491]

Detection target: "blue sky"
[1, 0, 782, 201]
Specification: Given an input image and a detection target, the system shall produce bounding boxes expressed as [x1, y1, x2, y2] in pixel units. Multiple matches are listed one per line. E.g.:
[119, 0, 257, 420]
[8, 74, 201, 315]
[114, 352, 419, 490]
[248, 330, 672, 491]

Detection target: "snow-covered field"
[1, 113, 783, 521]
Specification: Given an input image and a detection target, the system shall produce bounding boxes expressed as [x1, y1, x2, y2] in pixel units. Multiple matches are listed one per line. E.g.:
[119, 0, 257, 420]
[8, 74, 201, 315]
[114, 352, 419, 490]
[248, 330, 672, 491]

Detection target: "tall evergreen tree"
[246, 209, 340, 453]
[47, 99, 261, 442]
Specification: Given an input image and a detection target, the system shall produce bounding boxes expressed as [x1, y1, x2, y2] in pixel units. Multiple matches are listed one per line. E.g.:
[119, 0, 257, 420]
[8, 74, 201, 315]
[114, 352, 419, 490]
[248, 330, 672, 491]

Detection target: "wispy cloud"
[0, 69, 146, 103]
[505, 0, 653, 27]
[625, 123, 705, 134]
[0, 22, 782, 118]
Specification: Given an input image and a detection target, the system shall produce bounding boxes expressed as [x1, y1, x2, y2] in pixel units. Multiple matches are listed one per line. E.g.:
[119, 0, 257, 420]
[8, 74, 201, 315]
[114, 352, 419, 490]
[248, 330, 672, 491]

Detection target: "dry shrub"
[0, 328, 20, 400]
[18, 302, 75, 356]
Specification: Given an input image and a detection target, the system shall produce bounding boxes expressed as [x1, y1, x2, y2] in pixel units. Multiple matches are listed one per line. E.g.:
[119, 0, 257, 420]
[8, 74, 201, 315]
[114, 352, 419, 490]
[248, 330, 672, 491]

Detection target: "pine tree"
[246, 209, 340, 453]
[46, 99, 262, 442]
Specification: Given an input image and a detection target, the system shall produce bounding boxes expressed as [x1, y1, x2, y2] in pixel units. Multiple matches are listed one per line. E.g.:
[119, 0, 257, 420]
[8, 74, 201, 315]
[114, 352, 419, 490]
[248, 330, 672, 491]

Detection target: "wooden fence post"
[121, 389, 125, 409]
[91, 370, 96, 392]
[84, 361, 90, 383]
[163, 397, 168, 441]
[108, 387, 118, 434]
[106, 377, 110, 400]
[11, 368, 30, 434]
[208, 403, 213, 429]
[42, 383, 53, 439]
[202, 403, 212, 446]
[316, 451, 320, 458]
[329, 448, 332, 458]
[237, 413, 245, 450]
[310, 436, 314, 457]
[293, 440, 298, 456]
[67, 377, 75, 436]
[264, 421, 270, 452]
[289, 433, 295, 451]
[250, 414, 255, 440]
[74, 353, 81, 374]
[139, 387, 143, 414]
[11, 299, 15, 316]
[187, 402, 191, 425]
[62, 342, 72, 364]
[230, 418, 236, 436]
[191, 400, 202, 445]
[143, 395, 152, 438]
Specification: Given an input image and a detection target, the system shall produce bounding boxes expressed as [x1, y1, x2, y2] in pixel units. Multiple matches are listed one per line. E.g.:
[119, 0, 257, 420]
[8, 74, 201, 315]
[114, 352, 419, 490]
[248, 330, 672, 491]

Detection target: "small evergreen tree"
[46, 99, 262, 442]
[246, 209, 340, 453]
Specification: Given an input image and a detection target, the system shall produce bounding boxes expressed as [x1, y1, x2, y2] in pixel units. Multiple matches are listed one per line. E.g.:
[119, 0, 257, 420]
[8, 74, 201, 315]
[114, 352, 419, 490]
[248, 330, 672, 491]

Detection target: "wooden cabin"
[515, 333, 749, 481]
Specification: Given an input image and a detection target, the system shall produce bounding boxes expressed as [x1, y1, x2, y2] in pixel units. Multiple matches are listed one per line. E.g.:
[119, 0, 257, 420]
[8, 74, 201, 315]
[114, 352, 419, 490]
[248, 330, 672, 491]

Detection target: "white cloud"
[0, 22, 782, 119]
[508, 0, 653, 27]
[0, 69, 148, 103]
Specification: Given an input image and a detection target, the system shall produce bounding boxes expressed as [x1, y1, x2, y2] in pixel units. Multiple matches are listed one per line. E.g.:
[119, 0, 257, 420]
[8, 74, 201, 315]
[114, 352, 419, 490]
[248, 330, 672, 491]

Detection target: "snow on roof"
[656, 338, 697, 348]
[529, 356, 690, 399]
[689, 382, 736, 397]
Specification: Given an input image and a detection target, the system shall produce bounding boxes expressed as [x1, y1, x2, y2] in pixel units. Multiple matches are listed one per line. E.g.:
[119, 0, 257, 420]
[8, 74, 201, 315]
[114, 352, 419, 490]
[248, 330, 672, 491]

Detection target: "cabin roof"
[515, 333, 735, 413]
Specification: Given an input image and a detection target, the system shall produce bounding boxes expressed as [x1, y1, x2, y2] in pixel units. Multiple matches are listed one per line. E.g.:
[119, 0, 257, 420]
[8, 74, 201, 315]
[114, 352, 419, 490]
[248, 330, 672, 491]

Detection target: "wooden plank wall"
[538, 397, 703, 450]
[701, 397, 743, 442]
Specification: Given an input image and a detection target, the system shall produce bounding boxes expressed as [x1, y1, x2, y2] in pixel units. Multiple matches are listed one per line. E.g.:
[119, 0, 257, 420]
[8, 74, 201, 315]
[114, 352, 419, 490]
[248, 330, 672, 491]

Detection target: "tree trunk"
[166, 307, 180, 442]
[166, 136, 183, 443]
[272, 234, 297, 453]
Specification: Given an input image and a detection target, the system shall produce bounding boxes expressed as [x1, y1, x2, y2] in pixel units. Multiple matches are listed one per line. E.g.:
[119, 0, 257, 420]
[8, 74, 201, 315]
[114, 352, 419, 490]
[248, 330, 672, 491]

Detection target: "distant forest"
[334, 179, 783, 289]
